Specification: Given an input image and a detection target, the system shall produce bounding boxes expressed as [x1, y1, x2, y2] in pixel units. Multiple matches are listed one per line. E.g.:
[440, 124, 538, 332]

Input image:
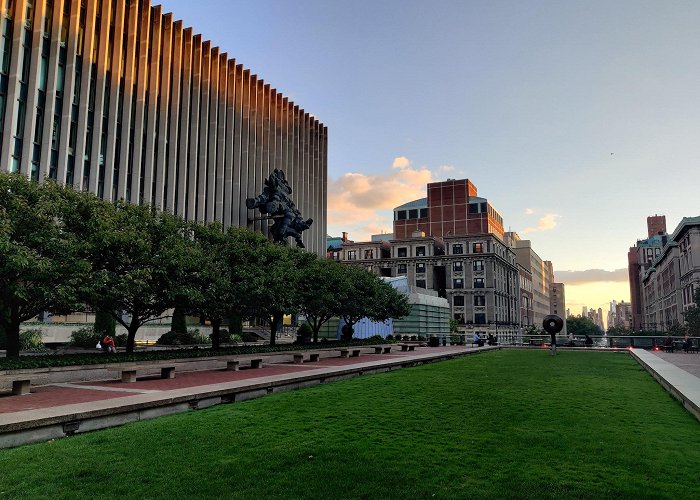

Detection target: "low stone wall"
[20, 323, 213, 344]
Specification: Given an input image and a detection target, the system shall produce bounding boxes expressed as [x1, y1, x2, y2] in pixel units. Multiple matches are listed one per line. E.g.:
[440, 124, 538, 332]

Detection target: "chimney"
[342, 231, 348, 242]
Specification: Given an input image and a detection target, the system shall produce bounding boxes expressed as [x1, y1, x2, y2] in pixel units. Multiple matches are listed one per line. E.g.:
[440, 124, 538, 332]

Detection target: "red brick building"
[393, 179, 504, 239]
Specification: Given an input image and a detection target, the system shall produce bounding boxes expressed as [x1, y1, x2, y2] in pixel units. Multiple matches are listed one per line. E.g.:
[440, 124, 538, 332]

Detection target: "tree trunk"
[3, 318, 21, 358]
[211, 318, 221, 350]
[126, 324, 140, 354]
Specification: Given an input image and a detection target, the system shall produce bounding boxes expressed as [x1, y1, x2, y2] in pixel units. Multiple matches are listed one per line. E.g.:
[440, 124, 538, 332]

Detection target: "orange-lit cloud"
[555, 268, 628, 285]
[520, 213, 561, 234]
[524, 207, 534, 215]
[327, 157, 434, 241]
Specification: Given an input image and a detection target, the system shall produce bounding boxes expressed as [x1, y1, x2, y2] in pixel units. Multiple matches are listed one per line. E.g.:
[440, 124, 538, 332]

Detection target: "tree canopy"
[566, 315, 603, 336]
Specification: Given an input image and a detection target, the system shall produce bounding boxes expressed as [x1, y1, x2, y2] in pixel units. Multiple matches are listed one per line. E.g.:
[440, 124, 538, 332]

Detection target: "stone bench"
[374, 347, 383, 354]
[383, 346, 392, 354]
[400, 344, 415, 352]
[11, 379, 31, 396]
[339, 349, 361, 358]
[293, 353, 304, 364]
[120, 366, 175, 383]
[250, 358, 263, 369]
[293, 352, 321, 364]
[309, 353, 320, 362]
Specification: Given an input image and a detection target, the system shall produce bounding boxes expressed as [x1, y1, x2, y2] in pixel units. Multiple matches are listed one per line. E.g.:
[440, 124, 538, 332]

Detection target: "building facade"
[1, 0, 327, 254]
[339, 232, 520, 339]
[550, 282, 567, 335]
[641, 216, 700, 331]
[393, 178, 504, 240]
[628, 216, 668, 330]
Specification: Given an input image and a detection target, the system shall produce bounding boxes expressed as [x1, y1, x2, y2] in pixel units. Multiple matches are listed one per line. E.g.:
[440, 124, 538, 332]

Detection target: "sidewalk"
[0, 345, 494, 448]
[631, 348, 700, 421]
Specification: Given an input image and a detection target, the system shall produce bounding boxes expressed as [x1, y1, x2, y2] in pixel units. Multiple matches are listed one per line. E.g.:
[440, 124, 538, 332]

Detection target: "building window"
[475, 313, 487, 325]
[347, 250, 356, 260]
[469, 203, 479, 214]
[398, 263, 407, 275]
[397, 247, 408, 258]
[453, 261, 463, 272]
[396, 210, 407, 220]
[454, 313, 465, 325]
[474, 278, 485, 288]
[473, 243, 483, 253]
[454, 295, 464, 307]
[408, 208, 418, 219]
[416, 262, 426, 273]
[473, 260, 484, 271]
[453, 278, 464, 289]
[416, 246, 426, 257]
[474, 295, 485, 306]
[363, 249, 374, 259]
[416, 279, 426, 288]
[452, 244, 463, 254]
[420, 208, 428, 218]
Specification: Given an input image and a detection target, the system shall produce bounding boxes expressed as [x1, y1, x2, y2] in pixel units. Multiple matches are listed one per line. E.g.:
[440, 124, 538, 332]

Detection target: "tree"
[607, 326, 631, 336]
[247, 244, 314, 346]
[566, 315, 602, 336]
[94, 310, 116, 337]
[367, 278, 412, 324]
[0, 174, 88, 357]
[79, 200, 195, 353]
[683, 289, 700, 337]
[187, 223, 271, 349]
[296, 257, 346, 343]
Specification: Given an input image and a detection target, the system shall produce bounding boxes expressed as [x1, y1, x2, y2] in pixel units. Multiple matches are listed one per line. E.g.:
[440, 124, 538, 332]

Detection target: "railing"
[422, 334, 695, 349]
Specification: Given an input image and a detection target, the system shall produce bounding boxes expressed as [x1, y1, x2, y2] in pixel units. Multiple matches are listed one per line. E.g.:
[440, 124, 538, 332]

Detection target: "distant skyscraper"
[582, 306, 588, 317]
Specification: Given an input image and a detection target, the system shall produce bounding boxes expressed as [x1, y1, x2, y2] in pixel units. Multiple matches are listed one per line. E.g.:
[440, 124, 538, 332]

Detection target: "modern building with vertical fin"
[0, 0, 327, 254]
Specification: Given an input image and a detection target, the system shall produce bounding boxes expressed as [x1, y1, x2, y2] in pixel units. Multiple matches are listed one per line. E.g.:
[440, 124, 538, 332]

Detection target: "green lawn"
[1, 350, 699, 499]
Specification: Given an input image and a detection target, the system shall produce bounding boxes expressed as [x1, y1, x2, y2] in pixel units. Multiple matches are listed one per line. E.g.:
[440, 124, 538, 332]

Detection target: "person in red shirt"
[103, 335, 116, 354]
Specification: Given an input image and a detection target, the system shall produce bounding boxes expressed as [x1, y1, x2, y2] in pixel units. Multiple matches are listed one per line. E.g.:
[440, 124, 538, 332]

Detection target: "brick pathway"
[0, 348, 432, 416]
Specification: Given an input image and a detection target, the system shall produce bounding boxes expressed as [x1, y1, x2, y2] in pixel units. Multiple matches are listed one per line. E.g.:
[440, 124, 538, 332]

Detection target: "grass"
[1, 350, 699, 499]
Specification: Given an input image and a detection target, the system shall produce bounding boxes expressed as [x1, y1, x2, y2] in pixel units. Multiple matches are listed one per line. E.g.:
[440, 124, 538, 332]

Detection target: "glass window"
[416, 262, 426, 273]
[347, 250, 356, 260]
[408, 209, 418, 219]
[363, 249, 374, 259]
[473, 260, 484, 271]
[475, 313, 486, 325]
[397, 247, 407, 258]
[473, 243, 483, 253]
[415, 279, 426, 288]
[396, 210, 407, 220]
[416, 246, 426, 257]
[453, 278, 463, 289]
[419, 208, 428, 218]
[453, 261, 463, 272]
[474, 278, 485, 288]
[469, 203, 479, 214]
[474, 296, 485, 306]
[452, 244, 463, 254]
[398, 263, 407, 275]
[454, 295, 464, 306]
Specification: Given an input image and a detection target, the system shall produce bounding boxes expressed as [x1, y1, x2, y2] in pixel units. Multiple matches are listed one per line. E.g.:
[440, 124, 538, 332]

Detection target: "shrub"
[156, 329, 209, 346]
[366, 335, 384, 343]
[94, 310, 116, 337]
[20, 328, 45, 351]
[417, 335, 425, 342]
[410, 335, 417, 341]
[297, 323, 313, 337]
[70, 327, 101, 348]
[450, 334, 463, 346]
[240, 331, 263, 342]
[171, 307, 188, 334]
[386, 334, 394, 341]
[229, 333, 242, 344]
[402, 335, 410, 341]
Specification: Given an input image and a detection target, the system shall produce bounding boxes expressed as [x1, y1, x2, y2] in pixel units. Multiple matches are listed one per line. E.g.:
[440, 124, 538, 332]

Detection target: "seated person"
[584, 334, 593, 346]
[487, 334, 496, 346]
[472, 333, 483, 347]
[662, 335, 673, 347]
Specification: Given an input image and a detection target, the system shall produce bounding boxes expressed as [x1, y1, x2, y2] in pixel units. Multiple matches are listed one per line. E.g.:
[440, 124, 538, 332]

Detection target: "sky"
[164, 0, 700, 319]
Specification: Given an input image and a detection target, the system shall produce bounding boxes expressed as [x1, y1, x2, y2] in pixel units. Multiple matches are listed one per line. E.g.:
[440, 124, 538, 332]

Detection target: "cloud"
[520, 213, 561, 234]
[554, 268, 628, 285]
[438, 164, 455, 173]
[524, 208, 534, 215]
[392, 156, 410, 169]
[327, 157, 434, 240]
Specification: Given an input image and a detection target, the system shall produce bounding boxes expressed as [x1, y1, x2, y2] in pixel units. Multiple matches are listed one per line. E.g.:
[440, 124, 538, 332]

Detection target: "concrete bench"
[250, 358, 263, 369]
[400, 344, 415, 352]
[225, 360, 240, 371]
[339, 349, 350, 358]
[293, 353, 304, 364]
[383, 346, 392, 354]
[309, 353, 320, 362]
[350, 349, 361, 357]
[11, 379, 31, 396]
[374, 347, 383, 354]
[120, 366, 175, 383]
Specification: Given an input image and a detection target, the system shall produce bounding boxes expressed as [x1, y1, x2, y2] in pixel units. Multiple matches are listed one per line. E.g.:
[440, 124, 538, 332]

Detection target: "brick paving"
[0, 348, 427, 416]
